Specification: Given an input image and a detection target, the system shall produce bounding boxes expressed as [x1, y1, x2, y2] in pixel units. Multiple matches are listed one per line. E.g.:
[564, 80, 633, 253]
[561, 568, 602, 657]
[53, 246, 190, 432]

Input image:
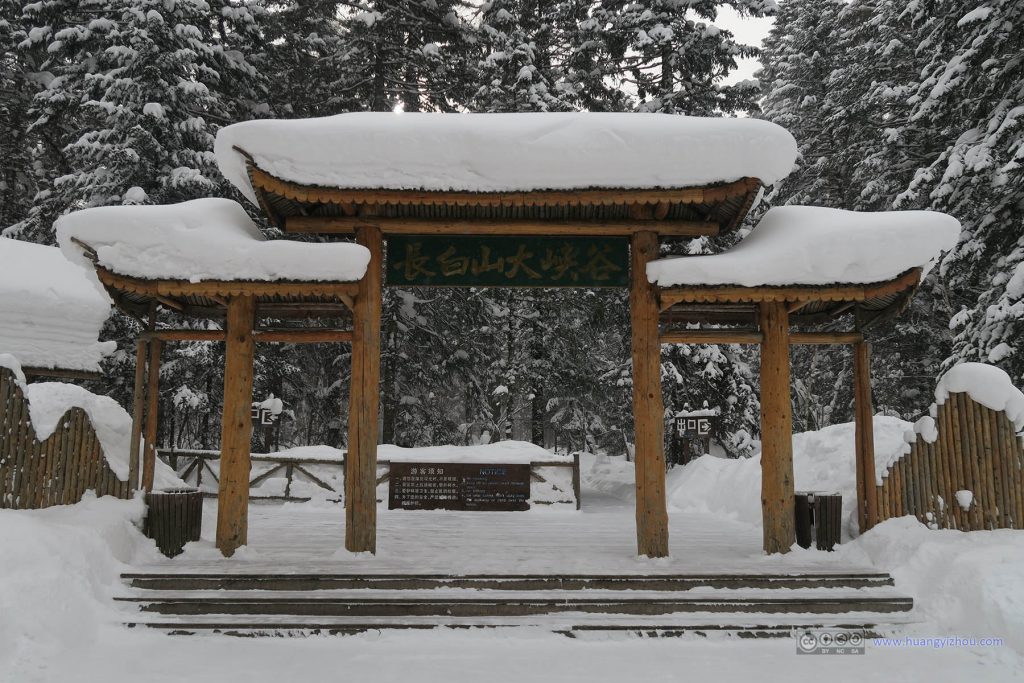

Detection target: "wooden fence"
[160, 448, 342, 502]
[876, 391, 1024, 530]
[0, 366, 129, 509]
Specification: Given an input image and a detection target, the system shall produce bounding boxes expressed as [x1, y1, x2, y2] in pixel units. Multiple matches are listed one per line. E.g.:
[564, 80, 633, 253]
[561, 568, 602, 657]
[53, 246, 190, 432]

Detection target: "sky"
[716, 6, 775, 84]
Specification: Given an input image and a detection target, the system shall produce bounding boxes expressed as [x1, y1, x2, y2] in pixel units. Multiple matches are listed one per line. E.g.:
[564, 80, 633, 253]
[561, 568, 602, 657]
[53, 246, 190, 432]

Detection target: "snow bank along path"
[0, 237, 114, 372]
[215, 112, 798, 203]
[56, 197, 370, 283]
[0, 354, 182, 490]
[648, 205, 961, 287]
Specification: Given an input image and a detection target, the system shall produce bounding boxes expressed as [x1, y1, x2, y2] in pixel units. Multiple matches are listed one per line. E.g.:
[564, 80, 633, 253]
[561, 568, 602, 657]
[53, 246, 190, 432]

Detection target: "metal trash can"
[795, 492, 842, 551]
[144, 488, 203, 557]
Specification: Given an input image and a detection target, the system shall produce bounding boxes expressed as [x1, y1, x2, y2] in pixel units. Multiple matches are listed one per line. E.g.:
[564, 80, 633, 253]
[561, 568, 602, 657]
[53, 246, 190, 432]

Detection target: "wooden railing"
[876, 391, 1024, 530]
[163, 448, 582, 507]
[159, 448, 342, 502]
[0, 366, 129, 508]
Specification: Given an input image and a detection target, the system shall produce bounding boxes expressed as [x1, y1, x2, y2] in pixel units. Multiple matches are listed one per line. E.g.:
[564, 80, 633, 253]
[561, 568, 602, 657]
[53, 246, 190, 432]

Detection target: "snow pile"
[667, 417, 913, 536]
[933, 362, 1024, 431]
[0, 494, 158, 667]
[647, 205, 961, 287]
[845, 517, 1024, 652]
[379, 440, 570, 464]
[215, 112, 798, 202]
[55, 198, 370, 283]
[0, 238, 114, 372]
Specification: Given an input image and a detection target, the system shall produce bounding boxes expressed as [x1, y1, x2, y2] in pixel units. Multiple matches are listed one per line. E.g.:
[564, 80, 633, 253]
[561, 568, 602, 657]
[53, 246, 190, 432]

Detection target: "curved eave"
[244, 163, 762, 237]
[94, 267, 357, 321]
[659, 268, 922, 330]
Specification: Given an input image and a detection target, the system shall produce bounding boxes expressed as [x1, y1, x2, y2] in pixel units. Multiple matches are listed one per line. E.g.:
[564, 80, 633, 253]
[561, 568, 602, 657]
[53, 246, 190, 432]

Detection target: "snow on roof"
[647, 205, 961, 287]
[215, 112, 798, 203]
[55, 198, 370, 283]
[378, 440, 570, 464]
[0, 238, 114, 372]
[933, 363, 1024, 431]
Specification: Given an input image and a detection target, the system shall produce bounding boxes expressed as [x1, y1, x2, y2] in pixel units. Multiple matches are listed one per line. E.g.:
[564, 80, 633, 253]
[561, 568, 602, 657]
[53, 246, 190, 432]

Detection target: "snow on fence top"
[378, 441, 570, 464]
[215, 112, 798, 203]
[55, 198, 370, 283]
[647, 205, 961, 287]
[933, 363, 1024, 432]
[0, 238, 114, 372]
[0, 354, 183, 489]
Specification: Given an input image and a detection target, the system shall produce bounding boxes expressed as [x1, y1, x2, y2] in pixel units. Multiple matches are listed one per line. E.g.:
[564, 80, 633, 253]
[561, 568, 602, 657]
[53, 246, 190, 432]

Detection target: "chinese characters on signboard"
[386, 236, 629, 287]
[389, 462, 531, 511]
[676, 416, 714, 439]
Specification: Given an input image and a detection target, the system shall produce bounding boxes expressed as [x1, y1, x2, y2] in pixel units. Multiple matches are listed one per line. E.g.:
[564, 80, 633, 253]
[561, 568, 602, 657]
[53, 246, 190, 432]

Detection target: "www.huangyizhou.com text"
[873, 636, 1004, 649]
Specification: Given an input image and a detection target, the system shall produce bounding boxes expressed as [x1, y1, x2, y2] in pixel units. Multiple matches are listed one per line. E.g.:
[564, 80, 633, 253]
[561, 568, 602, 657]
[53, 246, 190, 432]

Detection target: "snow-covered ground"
[3, 437, 1024, 682]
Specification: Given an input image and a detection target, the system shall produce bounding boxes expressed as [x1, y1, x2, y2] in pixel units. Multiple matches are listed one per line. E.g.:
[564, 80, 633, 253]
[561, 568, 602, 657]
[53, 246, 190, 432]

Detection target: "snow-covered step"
[121, 571, 896, 593]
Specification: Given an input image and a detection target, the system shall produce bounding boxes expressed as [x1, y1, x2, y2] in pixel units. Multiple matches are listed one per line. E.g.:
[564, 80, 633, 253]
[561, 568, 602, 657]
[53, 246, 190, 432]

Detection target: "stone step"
[118, 593, 913, 618]
[121, 571, 895, 593]
[125, 611, 917, 639]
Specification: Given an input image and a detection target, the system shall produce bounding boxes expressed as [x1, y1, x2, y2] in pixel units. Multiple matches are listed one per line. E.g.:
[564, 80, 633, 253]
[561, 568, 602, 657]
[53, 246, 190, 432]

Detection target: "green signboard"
[386, 235, 629, 288]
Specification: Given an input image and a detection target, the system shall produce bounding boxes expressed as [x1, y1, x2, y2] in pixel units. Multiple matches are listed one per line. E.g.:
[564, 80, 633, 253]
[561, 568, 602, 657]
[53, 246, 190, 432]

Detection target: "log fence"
[0, 366, 129, 508]
[875, 391, 1024, 530]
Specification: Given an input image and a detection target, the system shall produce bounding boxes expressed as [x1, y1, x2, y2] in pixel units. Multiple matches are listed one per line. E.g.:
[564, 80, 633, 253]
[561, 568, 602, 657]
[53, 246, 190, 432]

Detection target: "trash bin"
[794, 492, 842, 551]
[144, 488, 203, 557]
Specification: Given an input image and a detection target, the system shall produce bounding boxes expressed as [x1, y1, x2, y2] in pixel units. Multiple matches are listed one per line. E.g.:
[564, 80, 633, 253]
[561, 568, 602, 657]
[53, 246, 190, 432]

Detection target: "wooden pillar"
[216, 295, 256, 557]
[128, 339, 148, 491]
[759, 301, 796, 554]
[346, 226, 382, 554]
[141, 338, 162, 492]
[854, 341, 879, 531]
[629, 231, 669, 558]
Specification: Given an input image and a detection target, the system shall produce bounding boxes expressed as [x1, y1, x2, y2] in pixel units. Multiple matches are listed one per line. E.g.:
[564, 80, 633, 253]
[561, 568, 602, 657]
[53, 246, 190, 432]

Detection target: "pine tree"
[470, 0, 575, 112]
[901, 1, 1024, 386]
[331, 1, 478, 112]
[566, 0, 774, 114]
[16, 0, 266, 241]
[0, 1, 37, 233]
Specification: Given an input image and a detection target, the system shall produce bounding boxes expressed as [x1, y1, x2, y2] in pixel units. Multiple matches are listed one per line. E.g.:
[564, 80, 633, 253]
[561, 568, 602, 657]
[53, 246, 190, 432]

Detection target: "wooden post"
[853, 341, 879, 531]
[216, 295, 256, 556]
[345, 226, 382, 554]
[759, 301, 795, 554]
[141, 338, 162, 492]
[128, 339, 148, 491]
[629, 231, 669, 558]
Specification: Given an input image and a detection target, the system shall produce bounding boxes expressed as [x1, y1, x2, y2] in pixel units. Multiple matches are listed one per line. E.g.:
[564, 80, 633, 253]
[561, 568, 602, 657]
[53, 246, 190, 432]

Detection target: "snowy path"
[139, 497, 875, 576]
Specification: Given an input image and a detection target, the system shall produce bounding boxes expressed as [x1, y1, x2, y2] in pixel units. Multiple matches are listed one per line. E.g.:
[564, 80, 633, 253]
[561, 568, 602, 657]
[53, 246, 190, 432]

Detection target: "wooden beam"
[95, 267, 359, 300]
[143, 329, 226, 342]
[140, 328, 353, 343]
[216, 295, 256, 557]
[854, 341, 879, 532]
[255, 329, 353, 343]
[759, 301, 796, 554]
[661, 330, 763, 345]
[141, 338, 162, 492]
[251, 165, 756, 209]
[128, 340, 148, 491]
[346, 226, 382, 554]
[20, 367, 103, 381]
[285, 216, 720, 238]
[658, 269, 922, 308]
[789, 331, 864, 345]
[630, 231, 670, 558]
